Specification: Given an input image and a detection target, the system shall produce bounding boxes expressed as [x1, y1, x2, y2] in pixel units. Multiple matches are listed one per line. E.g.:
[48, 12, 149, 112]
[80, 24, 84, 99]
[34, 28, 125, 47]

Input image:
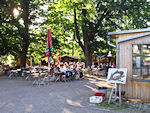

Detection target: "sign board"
[107, 68, 127, 84]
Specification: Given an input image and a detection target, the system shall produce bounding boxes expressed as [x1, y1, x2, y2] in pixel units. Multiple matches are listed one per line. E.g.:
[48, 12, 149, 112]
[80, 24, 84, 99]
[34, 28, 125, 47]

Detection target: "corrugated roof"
[108, 28, 150, 35]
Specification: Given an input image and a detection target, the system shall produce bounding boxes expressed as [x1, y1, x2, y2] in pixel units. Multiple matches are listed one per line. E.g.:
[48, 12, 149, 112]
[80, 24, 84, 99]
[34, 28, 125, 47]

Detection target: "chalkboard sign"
[107, 68, 127, 84]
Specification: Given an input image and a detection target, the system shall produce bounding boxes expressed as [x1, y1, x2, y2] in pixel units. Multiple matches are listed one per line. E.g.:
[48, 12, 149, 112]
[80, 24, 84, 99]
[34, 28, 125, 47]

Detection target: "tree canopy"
[0, 0, 150, 67]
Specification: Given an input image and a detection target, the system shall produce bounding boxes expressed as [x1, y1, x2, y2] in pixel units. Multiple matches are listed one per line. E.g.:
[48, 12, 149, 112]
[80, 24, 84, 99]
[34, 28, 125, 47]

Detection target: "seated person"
[63, 64, 67, 74]
[54, 65, 59, 73]
[59, 64, 65, 74]
[53, 65, 60, 79]
[79, 66, 84, 79]
[59, 64, 68, 81]
[79, 71, 84, 79]
[59, 64, 64, 73]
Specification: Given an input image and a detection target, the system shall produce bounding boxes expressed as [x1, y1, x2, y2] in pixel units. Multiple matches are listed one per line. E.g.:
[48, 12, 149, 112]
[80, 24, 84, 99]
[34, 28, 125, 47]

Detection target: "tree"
[1, 0, 149, 67]
[74, 0, 149, 67]
[42, 0, 82, 59]
[74, 8, 93, 67]
[0, 0, 44, 67]
[43, 0, 149, 67]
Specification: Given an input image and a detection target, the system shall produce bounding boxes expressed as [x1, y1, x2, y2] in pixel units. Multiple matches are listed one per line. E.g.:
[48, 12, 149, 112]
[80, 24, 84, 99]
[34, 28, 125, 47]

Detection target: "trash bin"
[98, 87, 107, 95]
[94, 93, 106, 101]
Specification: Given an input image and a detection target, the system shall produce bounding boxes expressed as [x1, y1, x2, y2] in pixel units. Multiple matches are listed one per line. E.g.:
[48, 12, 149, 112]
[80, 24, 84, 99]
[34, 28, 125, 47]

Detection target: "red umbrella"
[46, 29, 53, 70]
[46, 29, 53, 63]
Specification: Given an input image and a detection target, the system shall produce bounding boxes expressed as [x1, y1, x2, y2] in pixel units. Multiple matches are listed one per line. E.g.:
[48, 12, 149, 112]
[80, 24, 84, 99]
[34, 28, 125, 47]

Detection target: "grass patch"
[142, 110, 147, 113]
[98, 102, 128, 110]
[111, 105, 128, 110]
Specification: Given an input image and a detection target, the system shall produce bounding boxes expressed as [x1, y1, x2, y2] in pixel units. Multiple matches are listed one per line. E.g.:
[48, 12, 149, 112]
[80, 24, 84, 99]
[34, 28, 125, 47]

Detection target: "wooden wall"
[61, 56, 79, 62]
[116, 33, 150, 100]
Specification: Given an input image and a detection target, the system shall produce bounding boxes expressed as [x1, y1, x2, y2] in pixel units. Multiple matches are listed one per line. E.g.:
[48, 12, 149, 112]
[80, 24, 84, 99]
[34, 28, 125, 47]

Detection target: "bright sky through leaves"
[13, 8, 19, 17]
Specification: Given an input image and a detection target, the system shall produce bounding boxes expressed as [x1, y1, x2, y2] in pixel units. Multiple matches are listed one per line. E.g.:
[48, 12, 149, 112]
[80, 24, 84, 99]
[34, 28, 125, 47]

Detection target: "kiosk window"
[132, 44, 150, 81]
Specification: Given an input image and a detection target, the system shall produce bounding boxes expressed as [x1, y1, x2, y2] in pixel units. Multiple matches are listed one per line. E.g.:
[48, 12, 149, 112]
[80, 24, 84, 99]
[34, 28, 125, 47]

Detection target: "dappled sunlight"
[89, 80, 113, 88]
[62, 108, 73, 113]
[66, 99, 82, 107]
[24, 104, 33, 112]
[85, 74, 106, 81]
[85, 84, 98, 92]
[87, 77, 97, 82]
[85, 74, 114, 88]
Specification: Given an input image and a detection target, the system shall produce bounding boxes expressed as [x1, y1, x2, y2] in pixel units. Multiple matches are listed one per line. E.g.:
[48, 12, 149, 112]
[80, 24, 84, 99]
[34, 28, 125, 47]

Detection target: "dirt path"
[0, 75, 146, 113]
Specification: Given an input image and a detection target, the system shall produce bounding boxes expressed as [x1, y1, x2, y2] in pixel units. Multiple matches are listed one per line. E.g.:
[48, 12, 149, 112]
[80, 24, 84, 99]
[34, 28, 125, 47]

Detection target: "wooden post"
[108, 83, 122, 105]
[108, 85, 115, 104]
[119, 84, 122, 105]
[30, 57, 32, 67]
[115, 83, 117, 99]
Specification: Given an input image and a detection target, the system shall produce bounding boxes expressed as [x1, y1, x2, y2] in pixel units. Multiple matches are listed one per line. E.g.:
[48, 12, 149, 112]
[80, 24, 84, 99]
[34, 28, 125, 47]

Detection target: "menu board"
[107, 68, 127, 84]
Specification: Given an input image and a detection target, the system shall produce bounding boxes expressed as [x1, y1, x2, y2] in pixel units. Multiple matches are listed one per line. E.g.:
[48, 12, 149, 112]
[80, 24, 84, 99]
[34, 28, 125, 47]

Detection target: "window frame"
[132, 44, 150, 82]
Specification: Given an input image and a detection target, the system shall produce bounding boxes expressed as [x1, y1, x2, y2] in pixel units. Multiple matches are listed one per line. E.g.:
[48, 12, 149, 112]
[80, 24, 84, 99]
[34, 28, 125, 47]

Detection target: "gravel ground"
[0, 75, 149, 113]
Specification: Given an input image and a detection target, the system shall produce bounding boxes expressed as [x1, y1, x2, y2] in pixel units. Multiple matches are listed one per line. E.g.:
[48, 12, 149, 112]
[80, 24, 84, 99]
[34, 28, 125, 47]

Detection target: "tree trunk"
[82, 9, 92, 67]
[20, 52, 26, 68]
[74, 8, 92, 67]
[20, 34, 29, 68]
[20, 0, 30, 68]
[20, 45, 28, 68]
[83, 46, 92, 67]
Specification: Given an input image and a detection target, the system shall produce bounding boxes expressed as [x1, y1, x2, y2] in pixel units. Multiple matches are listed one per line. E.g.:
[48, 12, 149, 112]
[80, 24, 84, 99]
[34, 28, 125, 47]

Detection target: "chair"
[54, 73, 61, 82]
[62, 74, 66, 82]
[65, 71, 72, 81]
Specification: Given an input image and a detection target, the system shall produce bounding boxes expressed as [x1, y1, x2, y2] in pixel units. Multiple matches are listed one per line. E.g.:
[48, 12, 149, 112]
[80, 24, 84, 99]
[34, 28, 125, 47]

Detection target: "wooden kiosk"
[61, 55, 80, 62]
[108, 28, 150, 100]
[92, 55, 116, 65]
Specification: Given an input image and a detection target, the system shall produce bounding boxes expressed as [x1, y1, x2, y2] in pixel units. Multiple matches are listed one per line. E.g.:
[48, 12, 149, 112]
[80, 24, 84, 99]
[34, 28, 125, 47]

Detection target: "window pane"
[142, 45, 150, 56]
[143, 57, 150, 66]
[133, 45, 140, 55]
[142, 67, 148, 75]
[132, 44, 150, 81]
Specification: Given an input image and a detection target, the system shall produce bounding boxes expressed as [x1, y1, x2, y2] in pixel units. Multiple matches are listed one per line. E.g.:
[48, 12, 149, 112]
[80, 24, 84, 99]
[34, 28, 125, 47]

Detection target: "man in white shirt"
[59, 64, 65, 74]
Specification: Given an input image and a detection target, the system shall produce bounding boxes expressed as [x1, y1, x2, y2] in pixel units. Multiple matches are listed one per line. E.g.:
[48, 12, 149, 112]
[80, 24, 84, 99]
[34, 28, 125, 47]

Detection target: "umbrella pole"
[48, 57, 50, 71]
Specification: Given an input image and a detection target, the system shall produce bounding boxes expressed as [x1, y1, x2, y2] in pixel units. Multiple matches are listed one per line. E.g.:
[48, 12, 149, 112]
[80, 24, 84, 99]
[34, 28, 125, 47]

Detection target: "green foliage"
[43, 0, 150, 59]
[98, 102, 128, 110]
[89, 0, 150, 56]
[41, 0, 83, 58]
[0, 0, 149, 65]
[0, 0, 48, 65]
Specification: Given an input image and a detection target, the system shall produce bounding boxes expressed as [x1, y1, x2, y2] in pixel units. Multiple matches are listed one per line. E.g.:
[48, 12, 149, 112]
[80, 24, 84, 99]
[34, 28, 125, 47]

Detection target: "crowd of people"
[50, 62, 85, 80]
[1, 59, 115, 79]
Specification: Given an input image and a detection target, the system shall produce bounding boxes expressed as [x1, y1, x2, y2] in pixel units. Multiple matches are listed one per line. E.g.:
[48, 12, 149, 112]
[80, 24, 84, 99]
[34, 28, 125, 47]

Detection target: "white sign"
[107, 68, 127, 84]
[136, 57, 141, 68]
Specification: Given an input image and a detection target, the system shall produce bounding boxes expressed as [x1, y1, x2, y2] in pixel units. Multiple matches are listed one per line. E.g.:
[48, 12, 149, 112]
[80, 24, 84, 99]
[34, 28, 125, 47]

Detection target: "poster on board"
[136, 57, 141, 68]
[107, 68, 127, 84]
